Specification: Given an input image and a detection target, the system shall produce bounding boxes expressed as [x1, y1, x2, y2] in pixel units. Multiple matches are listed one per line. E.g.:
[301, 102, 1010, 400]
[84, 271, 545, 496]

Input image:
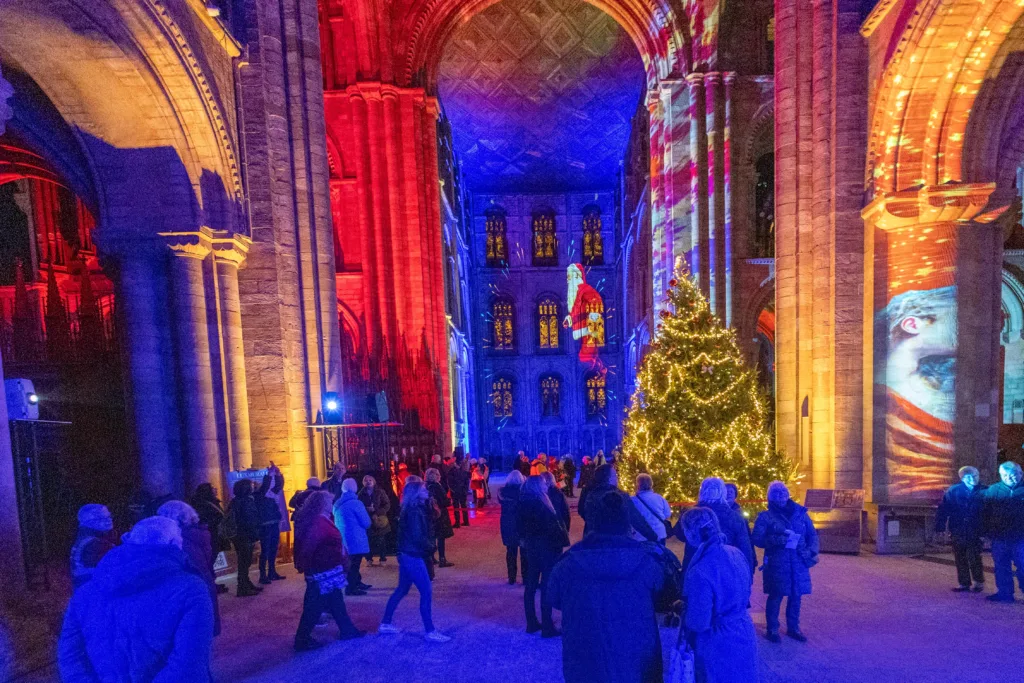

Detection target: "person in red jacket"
[292, 490, 366, 651]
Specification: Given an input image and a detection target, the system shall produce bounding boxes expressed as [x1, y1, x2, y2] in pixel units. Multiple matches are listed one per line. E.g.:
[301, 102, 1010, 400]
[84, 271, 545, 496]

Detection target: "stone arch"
[867, 0, 1024, 194]
[0, 0, 242, 236]
[396, 0, 694, 93]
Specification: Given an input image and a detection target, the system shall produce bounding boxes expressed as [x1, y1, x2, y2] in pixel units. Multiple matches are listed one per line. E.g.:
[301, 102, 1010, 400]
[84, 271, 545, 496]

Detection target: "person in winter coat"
[323, 462, 346, 501]
[517, 475, 570, 637]
[530, 454, 549, 477]
[680, 506, 758, 682]
[548, 489, 665, 683]
[425, 468, 456, 567]
[471, 459, 488, 508]
[500, 470, 527, 584]
[578, 456, 595, 491]
[359, 475, 392, 565]
[256, 467, 286, 584]
[752, 480, 819, 642]
[632, 474, 673, 543]
[515, 452, 532, 478]
[58, 516, 215, 682]
[935, 465, 986, 592]
[69, 504, 116, 589]
[227, 478, 263, 596]
[981, 461, 1024, 602]
[562, 456, 577, 498]
[542, 471, 571, 532]
[449, 460, 471, 527]
[335, 478, 373, 596]
[190, 484, 228, 579]
[289, 477, 322, 520]
[579, 464, 658, 542]
[158, 500, 222, 636]
[678, 478, 756, 575]
[379, 478, 451, 642]
[293, 490, 365, 650]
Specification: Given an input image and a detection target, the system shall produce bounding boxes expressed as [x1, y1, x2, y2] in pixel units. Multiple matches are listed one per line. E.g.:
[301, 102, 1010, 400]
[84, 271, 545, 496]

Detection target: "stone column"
[722, 73, 735, 327]
[862, 183, 1006, 503]
[213, 234, 253, 471]
[162, 231, 220, 492]
[685, 73, 709, 297]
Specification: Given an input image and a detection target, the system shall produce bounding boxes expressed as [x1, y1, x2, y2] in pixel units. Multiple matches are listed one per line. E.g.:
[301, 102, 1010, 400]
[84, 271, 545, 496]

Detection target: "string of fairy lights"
[618, 271, 795, 503]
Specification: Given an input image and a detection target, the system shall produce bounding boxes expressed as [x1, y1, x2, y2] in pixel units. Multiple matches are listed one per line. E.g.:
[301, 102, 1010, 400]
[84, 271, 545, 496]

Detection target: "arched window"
[491, 296, 515, 351]
[485, 209, 508, 267]
[584, 297, 606, 347]
[585, 372, 607, 417]
[582, 206, 604, 265]
[537, 296, 560, 349]
[754, 153, 774, 257]
[540, 374, 561, 417]
[532, 210, 557, 266]
[492, 377, 514, 418]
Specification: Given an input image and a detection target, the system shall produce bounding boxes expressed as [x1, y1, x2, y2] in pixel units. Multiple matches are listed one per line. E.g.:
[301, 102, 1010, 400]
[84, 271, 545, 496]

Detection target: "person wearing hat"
[58, 516, 215, 681]
[70, 504, 117, 589]
[547, 489, 666, 683]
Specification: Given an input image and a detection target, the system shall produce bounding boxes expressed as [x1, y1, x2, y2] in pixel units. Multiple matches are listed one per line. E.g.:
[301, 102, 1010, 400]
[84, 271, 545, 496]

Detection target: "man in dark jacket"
[69, 504, 117, 589]
[322, 463, 346, 501]
[58, 516, 215, 681]
[981, 461, 1024, 602]
[449, 460, 471, 527]
[257, 468, 285, 583]
[515, 451, 532, 478]
[228, 478, 263, 596]
[935, 465, 986, 592]
[289, 477, 322, 520]
[579, 464, 658, 542]
[548, 489, 665, 683]
[562, 456, 577, 498]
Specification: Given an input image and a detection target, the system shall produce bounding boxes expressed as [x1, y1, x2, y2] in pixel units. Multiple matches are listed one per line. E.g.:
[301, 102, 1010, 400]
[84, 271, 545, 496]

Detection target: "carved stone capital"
[159, 228, 215, 260]
[211, 231, 252, 267]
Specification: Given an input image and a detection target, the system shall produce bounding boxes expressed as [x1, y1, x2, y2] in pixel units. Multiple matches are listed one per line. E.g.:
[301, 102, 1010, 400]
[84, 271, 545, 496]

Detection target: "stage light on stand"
[322, 392, 342, 424]
[5, 378, 40, 420]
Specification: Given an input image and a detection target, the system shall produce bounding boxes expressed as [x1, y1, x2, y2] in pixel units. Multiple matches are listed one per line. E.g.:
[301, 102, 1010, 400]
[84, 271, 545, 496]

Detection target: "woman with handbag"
[293, 490, 366, 650]
[426, 468, 455, 568]
[752, 480, 820, 643]
[632, 474, 673, 543]
[359, 475, 391, 566]
[516, 475, 569, 637]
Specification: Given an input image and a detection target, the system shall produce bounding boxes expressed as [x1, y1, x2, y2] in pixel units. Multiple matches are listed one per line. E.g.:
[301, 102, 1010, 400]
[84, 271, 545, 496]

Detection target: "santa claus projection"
[563, 263, 605, 372]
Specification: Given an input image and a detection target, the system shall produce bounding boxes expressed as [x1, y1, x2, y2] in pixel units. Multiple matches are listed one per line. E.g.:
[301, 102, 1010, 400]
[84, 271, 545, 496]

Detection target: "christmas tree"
[618, 269, 794, 504]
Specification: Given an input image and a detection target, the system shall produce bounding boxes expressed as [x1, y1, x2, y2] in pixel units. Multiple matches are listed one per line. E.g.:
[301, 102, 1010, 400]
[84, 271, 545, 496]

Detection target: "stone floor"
[10, 500, 1024, 682]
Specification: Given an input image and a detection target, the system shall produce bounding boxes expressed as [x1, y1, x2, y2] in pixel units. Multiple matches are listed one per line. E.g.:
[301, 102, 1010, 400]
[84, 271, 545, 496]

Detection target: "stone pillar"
[723, 73, 735, 327]
[705, 72, 728, 321]
[213, 234, 253, 471]
[111, 245, 180, 495]
[647, 90, 668, 313]
[162, 231, 220, 492]
[686, 73, 709, 297]
[862, 183, 1006, 503]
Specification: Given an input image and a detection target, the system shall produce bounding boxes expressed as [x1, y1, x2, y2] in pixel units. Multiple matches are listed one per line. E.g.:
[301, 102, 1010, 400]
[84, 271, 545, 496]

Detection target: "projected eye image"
[876, 224, 958, 500]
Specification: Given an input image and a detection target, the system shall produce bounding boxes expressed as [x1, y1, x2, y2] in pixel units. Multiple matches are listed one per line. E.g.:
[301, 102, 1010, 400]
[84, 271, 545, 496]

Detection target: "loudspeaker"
[375, 391, 389, 423]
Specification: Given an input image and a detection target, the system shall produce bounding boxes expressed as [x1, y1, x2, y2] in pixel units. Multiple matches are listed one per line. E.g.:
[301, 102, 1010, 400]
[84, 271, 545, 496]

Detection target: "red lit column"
[723, 72, 735, 326]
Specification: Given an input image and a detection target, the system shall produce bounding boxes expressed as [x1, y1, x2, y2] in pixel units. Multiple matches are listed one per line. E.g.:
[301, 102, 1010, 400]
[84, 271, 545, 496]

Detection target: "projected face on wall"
[564, 263, 605, 372]
[876, 225, 958, 501]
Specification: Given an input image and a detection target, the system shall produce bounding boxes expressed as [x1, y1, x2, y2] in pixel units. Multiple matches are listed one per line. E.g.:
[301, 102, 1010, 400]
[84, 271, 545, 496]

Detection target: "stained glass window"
[541, 374, 561, 417]
[532, 210, 557, 266]
[585, 372, 607, 417]
[492, 377, 513, 418]
[582, 207, 604, 265]
[492, 297, 514, 350]
[486, 210, 508, 267]
[538, 297, 559, 349]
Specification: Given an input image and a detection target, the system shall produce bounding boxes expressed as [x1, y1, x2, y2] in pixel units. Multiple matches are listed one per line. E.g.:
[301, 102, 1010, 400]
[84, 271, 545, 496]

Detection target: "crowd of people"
[53, 448, 1024, 682]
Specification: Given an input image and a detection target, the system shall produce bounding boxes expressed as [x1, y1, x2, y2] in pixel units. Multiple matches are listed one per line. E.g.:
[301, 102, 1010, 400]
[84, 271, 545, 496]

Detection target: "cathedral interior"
[2, 0, 1024, 584]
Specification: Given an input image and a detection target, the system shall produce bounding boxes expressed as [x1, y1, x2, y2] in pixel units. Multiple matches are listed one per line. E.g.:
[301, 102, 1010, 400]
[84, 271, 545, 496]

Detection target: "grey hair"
[362, 475, 376, 488]
[156, 500, 200, 529]
[125, 516, 183, 549]
[342, 478, 358, 493]
[425, 467, 441, 483]
[540, 471, 556, 489]
[767, 480, 790, 504]
[958, 466, 979, 480]
[636, 473, 654, 492]
[306, 477, 321, 488]
[681, 506, 721, 546]
[999, 461, 1023, 478]
[504, 470, 525, 487]
[698, 477, 726, 504]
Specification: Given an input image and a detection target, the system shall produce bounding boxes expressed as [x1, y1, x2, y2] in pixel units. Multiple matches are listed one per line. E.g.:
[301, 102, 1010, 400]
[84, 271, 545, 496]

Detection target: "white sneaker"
[425, 630, 451, 643]
[378, 623, 400, 635]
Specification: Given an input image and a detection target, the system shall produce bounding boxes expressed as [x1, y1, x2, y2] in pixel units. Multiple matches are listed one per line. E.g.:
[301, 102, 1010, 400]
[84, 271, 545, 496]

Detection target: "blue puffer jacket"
[334, 490, 371, 555]
[58, 542, 214, 682]
[752, 500, 819, 597]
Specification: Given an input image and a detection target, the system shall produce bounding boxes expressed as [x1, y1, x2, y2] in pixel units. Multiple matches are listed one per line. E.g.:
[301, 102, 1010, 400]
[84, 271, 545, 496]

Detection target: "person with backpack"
[547, 489, 665, 683]
[225, 478, 263, 597]
[632, 474, 673, 544]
